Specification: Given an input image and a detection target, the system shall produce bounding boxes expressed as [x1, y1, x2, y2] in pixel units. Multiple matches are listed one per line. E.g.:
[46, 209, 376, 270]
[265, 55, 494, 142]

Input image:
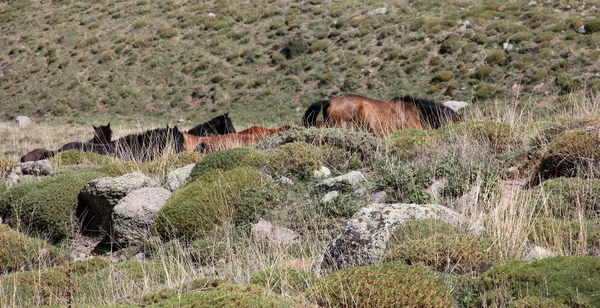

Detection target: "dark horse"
[110, 125, 185, 161]
[186, 113, 236, 136]
[20, 123, 113, 162]
[302, 93, 461, 136]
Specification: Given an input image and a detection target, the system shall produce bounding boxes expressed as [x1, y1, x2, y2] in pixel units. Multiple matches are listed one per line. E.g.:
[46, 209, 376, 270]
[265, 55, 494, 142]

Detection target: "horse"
[302, 93, 462, 136]
[20, 123, 113, 162]
[186, 113, 236, 136]
[183, 125, 291, 153]
[110, 125, 186, 162]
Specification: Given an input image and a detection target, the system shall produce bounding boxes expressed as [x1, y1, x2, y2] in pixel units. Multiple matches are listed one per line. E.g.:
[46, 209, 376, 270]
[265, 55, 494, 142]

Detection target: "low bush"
[248, 267, 316, 294]
[524, 177, 600, 219]
[528, 218, 600, 255]
[0, 224, 67, 273]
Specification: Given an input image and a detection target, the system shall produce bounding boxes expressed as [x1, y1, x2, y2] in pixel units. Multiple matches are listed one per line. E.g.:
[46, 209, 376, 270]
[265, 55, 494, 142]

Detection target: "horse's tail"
[399, 96, 461, 129]
[302, 100, 330, 127]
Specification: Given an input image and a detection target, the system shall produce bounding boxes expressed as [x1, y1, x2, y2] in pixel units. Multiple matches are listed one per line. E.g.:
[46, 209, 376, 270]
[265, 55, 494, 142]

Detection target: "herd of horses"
[19, 93, 465, 163]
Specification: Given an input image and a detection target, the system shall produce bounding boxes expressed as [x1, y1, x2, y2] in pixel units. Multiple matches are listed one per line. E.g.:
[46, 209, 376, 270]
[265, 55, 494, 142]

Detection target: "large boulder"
[112, 187, 171, 245]
[163, 163, 195, 191]
[77, 172, 155, 233]
[312, 203, 472, 276]
[17, 160, 53, 176]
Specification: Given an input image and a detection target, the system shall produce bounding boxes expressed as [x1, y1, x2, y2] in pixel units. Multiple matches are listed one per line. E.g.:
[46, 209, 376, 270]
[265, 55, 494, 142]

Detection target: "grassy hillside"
[1, 0, 599, 126]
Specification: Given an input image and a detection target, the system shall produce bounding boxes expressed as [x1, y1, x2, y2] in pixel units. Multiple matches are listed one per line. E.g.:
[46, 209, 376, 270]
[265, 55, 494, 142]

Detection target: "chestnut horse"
[183, 125, 290, 153]
[302, 94, 461, 136]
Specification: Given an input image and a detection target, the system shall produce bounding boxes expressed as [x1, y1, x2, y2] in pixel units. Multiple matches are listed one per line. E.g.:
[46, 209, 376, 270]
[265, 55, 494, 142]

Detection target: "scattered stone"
[14, 116, 31, 128]
[312, 203, 473, 276]
[316, 171, 367, 192]
[459, 20, 471, 32]
[370, 190, 387, 203]
[528, 1, 537, 6]
[321, 191, 340, 204]
[112, 187, 171, 245]
[17, 160, 53, 176]
[503, 42, 513, 52]
[426, 178, 447, 200]
[353, 187, 368, 197]
[533, 83, 545, 92]
[207, 12, 216, 18]
[523, 246, 556, 260]
[178, 118, 186, 124]
[576, 25, 586, 34]
[366, 7, 387, 15]
[441, 100, 468, 112]
[251, 219, 299, 245]
[277, 176, 294, 185]
[313, 166, 331, 178]
[163, 164, 195, 192]
[78, 172, 156, 232]
[130, 252, 148, 261]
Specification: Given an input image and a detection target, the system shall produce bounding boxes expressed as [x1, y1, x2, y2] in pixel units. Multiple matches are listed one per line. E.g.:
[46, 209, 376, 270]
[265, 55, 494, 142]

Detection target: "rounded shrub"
[307, 263, 453, 307]
[441, 121, 522, 153]
[153, 167, 268, 240]
[536, 130, 600, 182]
[525, 177, 600, 219]
[528, 218, 600, 255]
[281, 34, 308, 59]
[389, 128, 440, 158]
[523, 120, 575, 149]
[383, 233, 499, 275]
[432, 70, 454, 83]
[249, 267, 317, 294]
[584, 18, 600, 33]
[0, 224, 67, 273]
[50, 149, 113, 167]
[485, 49, 507, 65]
[388, 219, 458, 247]
[474, 66, 493, 80]
[189, 147, 255, 181]
[0, 170, 108, 242]
[483, 256, 600, 307]
[373, 162, 434, 204]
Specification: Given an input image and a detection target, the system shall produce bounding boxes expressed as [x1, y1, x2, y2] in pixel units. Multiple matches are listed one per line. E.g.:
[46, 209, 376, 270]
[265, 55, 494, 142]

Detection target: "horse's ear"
[166, 124, 170, 128]
[93, 125, 97, 129]
[224, 112, 229, 116]
[107, 123, 110, 128]
[174, 125, 179, 131]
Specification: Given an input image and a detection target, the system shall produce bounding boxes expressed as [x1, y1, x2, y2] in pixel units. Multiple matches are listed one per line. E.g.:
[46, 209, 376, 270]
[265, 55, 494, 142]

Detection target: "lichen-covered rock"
[17, 159, 53, 175]
[483, 256, 600, 307]
[312, 203, 471, 276]
[163, 163, 195, 191]
[316, 171, 367, 192]
[251, 219, 299, 245]
[112, 187, 172, 245]
[0, 170, 108, 242]
[308, 263, 453, 307]
[0, 224, 67, 273]
[77, 172, 156, 232]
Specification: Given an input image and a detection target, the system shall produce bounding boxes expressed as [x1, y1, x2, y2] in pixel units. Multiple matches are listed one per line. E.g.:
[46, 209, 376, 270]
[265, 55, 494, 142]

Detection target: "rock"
[316, 171, 367, 192]
[78, 172, 155, 232]
[576, 25, 586, 34]
[14, 116, 31, 128]
[321, 191, 340, 204]
[441, 100, 468, 112]
[533, 83, 545, 92]
[426, 178, 447, 200]
[370, 190, 387, 203]
[178, 118, 186, 124]
[207, 12, 216, 18]
[112, 187, 171, 245]
[163, 164, 195, 192]
[278, 176, 294, 185]
[503, 42, 513, 52]
[523, 246, 556, 260]
[312, 203, 472, 276]
[528, 1, 537, 5]
[251, 219, 299, 245]
[353, 187, 368, 197]
[459, 20, 471, 32]
[313, 166, 331, 178]
[130, 252, 147, 261]
[453, 185, 478, 215]
[367, 7, 387, 15]
[17, 159, 53, 176]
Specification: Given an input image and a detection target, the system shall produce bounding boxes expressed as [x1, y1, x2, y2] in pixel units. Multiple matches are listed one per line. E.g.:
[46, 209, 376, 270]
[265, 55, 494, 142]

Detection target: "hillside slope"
[1, 0, 599, 125]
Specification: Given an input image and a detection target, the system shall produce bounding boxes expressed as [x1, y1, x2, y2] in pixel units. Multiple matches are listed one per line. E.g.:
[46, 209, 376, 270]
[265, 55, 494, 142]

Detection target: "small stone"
[533, 83, 545, 92]
[14, 116, 31, 128]
[370, 190, 387, 203]
[130, 253, 147, 261]
[316, 171, 367, 192]
[313, 166, 331, 178]
[207, 12, 216, 18]
[178, 118, 185, 123]
[576, 25, 586, 34]
[278, 176, 294, 185]
[502, 42, 513, 52]
[252, 220, 299, 245]
[523, 246, 555, 260]
[528, 1, 537, 5]
[321, 191, 340, 204]
[366, 7, 387, 15]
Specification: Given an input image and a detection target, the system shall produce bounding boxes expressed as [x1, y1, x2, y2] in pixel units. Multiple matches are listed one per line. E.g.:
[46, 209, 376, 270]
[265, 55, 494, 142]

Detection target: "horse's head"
[218, 112, 236, 134]
[196, 142, 211, 153]
[92, 123, 112, 144]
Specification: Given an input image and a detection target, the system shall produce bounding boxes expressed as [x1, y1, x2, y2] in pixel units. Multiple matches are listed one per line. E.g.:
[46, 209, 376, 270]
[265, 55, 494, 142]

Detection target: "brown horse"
[303, 94, 461, 136]
[183, 125, 291, 153]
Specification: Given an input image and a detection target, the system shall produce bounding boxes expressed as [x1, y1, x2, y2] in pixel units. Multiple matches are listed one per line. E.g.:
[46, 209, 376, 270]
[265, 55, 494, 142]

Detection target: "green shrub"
[0, 170, 107, 242]
[434, 155, 499, 201]
[508, 297, 568, 308]
[281, 34, 308, 59]
[143, 281, 295, 307]
[383, 233, 499, 275]
[157, 27, 178, 39]
[0, 158, 16, 174]
[525, 178, 600, 219]
[389, 128, 439, 158]
[439, 38, 461, 54]
[584, 18, 600, 33]
[0, 224, 66, 273]
[441, 121, 521, 153]
[432, 70, 454, 83]
[474, 66, 493, 80]
[483, 256, 600, 307]
[154, 167, 268, 240]
[388, 219, 458, 247]
[536, 130, 600, 182]
[373, 162, 434, 204]
[485, 49, 506, 65]
[50, 149, 114, 167]
[309, 40, 328, 53]
[528, 218, 600, 255]
[189, 147, 255, 181]
[523, 120, 574, 149]
[231, 185, 277, 225]
[249, 267, 316, 294]
[307, 263, 453, 307]
[474, 84, 502, 100]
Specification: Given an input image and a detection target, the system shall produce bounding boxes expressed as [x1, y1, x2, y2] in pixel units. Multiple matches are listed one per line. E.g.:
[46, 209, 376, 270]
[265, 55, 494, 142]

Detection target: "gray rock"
[78, 172, 155, 232]
[353, 187, 368, 197]
[312, 203, 472, 276]
[252, 219, 299, 245]
[112, 187, 171, 245]
[321, 191, 340, 204]
[317, 171, 367, 192]
[313, 166, 331, 178]
[130, 252, 148, 261]
[370, 190, 388, 203]
[367, 7, 387, 15]
[503, 42, 513, 52]
[14, 116, 31, 128]
[523, 246, 556, 260]
[163, 164, 195, 192]
[576, 25, 586, 34]
[278, 176, 294, 185]
[427, 178, 447, 200]
[18, 160, 53, 176]
[441, 100, 468, 112]
[207, 12, 216, 18]
[178, 118, 186, 124]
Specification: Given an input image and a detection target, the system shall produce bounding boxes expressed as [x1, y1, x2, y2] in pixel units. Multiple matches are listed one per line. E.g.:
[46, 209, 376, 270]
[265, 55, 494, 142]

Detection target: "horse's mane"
[188, 113, 236, 136]
[392, 95, 462, 128]
[112, 126, 185, 161]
